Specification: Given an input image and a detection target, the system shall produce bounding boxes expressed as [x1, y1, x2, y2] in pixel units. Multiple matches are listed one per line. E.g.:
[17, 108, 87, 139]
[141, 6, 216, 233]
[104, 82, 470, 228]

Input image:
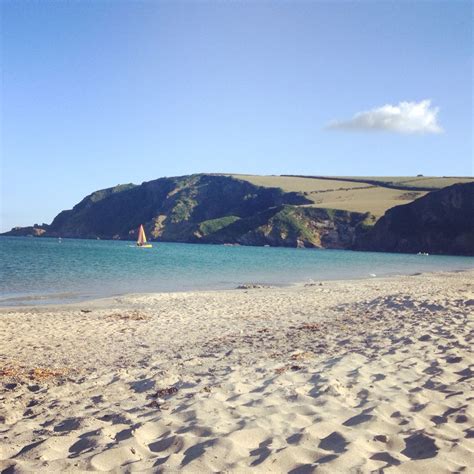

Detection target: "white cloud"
[327, 100, 443, 134]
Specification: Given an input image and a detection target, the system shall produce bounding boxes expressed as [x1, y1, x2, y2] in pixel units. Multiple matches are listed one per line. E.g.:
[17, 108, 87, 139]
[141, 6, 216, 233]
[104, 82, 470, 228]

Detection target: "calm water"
[1, 236, 473, 306]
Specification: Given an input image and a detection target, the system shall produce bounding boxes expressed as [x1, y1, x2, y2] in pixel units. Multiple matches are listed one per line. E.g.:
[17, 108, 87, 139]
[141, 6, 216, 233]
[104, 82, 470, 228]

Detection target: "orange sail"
[136, 224, 150, 247]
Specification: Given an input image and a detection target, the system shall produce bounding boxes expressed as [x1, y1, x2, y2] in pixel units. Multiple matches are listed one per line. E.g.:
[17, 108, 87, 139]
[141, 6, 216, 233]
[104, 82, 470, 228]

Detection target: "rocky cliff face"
[204, 206, 371, 248]
[2, 174, 371, 248]
[4, 225, 48, 237]
[355, 183, 474, 255]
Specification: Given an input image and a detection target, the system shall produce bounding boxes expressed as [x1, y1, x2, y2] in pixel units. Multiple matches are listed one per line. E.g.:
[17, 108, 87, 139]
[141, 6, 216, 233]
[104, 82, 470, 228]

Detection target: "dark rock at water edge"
[354, 183, 474, 256]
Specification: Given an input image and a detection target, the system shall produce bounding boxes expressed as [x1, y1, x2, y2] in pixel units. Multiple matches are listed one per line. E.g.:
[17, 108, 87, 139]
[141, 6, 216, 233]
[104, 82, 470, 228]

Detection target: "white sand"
[1, 270, 473, 472]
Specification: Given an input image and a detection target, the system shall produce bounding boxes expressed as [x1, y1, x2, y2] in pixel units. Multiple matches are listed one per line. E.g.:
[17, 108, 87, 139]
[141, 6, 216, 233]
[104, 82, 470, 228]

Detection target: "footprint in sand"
[97, 413, 132, 425]
[115, 428, 133, 441]
[129, 377, 156, 393]
[455, 367, 473, 382]
[370, 451, 401, 468]
[431, 405, 467, 426]
[318, 431, 348, 453]
[371, 373, 386, 382]
[423, 362, 443, 376]
[286, 433, 304, 445]
[68, 437, 97, 457]
[343, 411, 373, 426]
[181, 438, 217, 466]
[91, 395, 104, 404]
[344, 406, 375, 426]
[249, 438, 273, 466]
[288, 464, 317, 474]
[464, 428, 474, 439]
[401, 433, 439, 460]
[455, 414, 468, 423]
[355, 388, 369, 407]
[149, 434, 185, 454]
[54, 417, 82, 432]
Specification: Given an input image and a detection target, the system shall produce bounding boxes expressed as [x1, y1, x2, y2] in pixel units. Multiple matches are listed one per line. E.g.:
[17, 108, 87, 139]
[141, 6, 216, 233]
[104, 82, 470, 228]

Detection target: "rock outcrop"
[355, 183, 474, 255]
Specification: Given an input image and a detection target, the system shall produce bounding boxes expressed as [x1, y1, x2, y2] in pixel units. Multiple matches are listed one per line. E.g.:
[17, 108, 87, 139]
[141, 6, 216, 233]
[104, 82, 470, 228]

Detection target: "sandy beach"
[0, 270, 473, 472]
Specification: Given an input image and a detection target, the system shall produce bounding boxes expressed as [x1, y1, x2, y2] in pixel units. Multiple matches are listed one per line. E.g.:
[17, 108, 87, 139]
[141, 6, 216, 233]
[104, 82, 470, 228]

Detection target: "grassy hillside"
[4, 173, 472, 251]
[229, 174, 473, 217]
[3, 174, 374, 248]
[328, 176, 474, 189]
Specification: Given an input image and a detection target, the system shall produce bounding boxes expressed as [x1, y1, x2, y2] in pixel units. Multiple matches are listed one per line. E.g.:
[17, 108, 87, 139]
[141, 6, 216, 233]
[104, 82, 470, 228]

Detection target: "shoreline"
[1, 266, 473, 311]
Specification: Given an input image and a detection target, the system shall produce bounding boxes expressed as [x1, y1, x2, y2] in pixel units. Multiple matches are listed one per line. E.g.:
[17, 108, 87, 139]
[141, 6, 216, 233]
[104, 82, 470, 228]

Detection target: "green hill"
[3, 173, 472, 254]
[3, 174, 371, 248]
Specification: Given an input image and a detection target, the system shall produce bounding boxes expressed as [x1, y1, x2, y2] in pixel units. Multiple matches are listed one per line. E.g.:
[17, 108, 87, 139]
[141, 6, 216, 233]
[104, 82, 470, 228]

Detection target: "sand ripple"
[1, 270, 473, 472]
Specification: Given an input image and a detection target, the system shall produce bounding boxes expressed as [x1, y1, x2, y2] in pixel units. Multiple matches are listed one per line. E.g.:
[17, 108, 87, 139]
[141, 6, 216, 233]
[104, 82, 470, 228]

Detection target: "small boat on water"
[136, 224, 152, 248]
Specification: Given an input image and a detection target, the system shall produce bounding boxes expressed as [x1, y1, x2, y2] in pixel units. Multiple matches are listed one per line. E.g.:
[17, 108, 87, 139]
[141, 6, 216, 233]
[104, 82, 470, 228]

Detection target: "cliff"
[355, 183, 474, 255]
[2, 174, 371, 249]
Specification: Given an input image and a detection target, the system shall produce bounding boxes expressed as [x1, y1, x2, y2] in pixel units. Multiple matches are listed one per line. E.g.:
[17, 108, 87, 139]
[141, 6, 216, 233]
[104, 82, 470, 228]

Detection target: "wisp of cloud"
[327, 100, 443, 134]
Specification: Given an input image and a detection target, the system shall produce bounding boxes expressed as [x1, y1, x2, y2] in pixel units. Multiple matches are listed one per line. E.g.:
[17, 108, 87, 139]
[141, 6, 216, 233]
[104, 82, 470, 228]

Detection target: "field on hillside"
[230, 174, 473, 217]
[328, 176, 474, 189]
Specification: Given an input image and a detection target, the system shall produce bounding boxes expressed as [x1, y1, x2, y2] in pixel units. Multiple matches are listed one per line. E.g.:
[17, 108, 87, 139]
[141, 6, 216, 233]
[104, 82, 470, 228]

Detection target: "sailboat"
[136, 224, 152, 248]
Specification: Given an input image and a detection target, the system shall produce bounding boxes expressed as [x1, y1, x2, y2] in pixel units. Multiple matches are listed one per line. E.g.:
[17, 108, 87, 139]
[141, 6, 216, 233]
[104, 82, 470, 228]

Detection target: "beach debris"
[298, 323, 321, 332]
[236, 284, 271, 290]
[275, 364, 303, 375]
[80, 309, 92, 313]
[269, 352, 282, 359]
[106, 310, 149, 321]
[145, 385, 179, 410]
[0, 367, 19, 378]
[0, 365, 71, 382]
[157, 386, 178, 397]
[145, 400, 160, 409]
[146, 399, 170, 410]
[32, 367, 71, 380]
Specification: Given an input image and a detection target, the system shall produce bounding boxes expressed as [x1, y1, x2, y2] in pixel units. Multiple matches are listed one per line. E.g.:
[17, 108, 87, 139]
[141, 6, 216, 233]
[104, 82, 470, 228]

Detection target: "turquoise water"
[1, 236, 473, 306]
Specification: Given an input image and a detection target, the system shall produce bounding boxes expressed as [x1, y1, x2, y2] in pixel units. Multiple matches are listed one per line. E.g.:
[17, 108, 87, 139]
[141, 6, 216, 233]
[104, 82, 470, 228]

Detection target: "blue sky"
[1, 0, 472, 231]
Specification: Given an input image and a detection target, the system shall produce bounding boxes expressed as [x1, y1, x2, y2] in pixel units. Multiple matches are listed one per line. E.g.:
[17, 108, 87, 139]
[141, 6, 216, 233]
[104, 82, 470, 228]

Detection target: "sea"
[1, 236, 473, 306]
